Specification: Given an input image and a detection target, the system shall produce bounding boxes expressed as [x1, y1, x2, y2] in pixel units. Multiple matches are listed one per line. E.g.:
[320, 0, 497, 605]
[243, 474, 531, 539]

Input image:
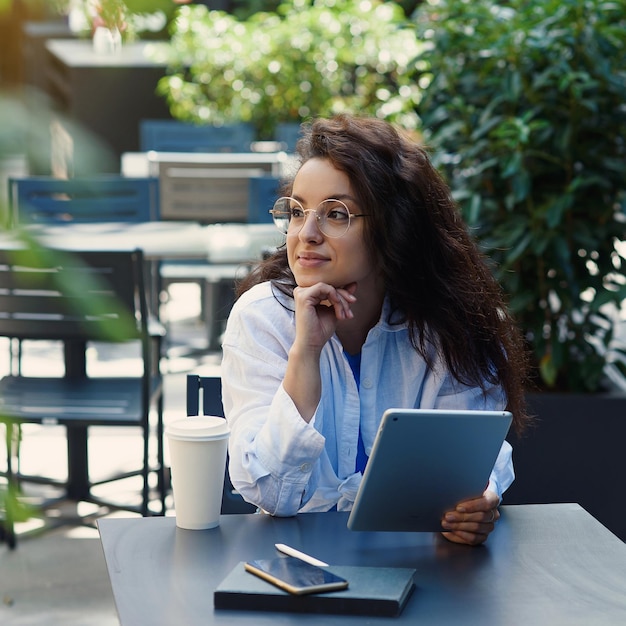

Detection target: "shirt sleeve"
[487, 440, 514, 500]
[221, 291, 326, 516]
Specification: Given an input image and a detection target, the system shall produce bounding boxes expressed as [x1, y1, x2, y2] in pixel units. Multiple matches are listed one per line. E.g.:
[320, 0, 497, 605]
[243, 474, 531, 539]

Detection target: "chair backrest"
[8, 176, 160, 226]
[152, 152, 286, 223]
[247, 175, 281, 224]
[186, 374, 224, 418]
[139, 120, 255, 153]
[275, 122, 302, 153]
[186, 374, 257, 514]
[0, 247, 147, 346]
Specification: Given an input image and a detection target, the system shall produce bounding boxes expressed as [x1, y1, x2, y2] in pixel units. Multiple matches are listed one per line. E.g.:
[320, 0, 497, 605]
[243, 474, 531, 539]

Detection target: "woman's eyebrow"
[291, 193, 358, 205]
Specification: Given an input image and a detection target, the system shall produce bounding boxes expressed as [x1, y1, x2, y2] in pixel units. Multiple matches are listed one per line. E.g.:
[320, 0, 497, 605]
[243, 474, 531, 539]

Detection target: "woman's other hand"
[440, 489, 500, 546]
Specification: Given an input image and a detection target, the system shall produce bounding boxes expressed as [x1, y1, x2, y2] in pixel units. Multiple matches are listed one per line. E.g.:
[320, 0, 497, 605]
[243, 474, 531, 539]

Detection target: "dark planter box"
[505, 392, 626, 541]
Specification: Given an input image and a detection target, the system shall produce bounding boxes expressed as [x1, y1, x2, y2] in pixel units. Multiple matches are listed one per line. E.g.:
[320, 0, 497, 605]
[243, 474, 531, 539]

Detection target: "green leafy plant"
[155, 0, 422, 139]
[413, 0, 626, 392]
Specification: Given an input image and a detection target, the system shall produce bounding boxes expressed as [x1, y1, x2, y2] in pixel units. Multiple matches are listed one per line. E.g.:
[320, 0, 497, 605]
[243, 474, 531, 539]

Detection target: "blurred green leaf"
[540, 353, 558, 388]
[0, 476, 39, 524]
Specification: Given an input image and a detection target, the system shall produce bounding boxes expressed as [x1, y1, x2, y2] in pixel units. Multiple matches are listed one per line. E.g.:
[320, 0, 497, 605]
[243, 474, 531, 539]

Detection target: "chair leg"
[0, 519, 17, 549]
[2, 422, 17, 549]
[66, 426, 90, 502]
[156, 394, 166, 515]
[141, 421, 150, 517]
[9, 338, 23, 376]
[4, 421, 19, 486]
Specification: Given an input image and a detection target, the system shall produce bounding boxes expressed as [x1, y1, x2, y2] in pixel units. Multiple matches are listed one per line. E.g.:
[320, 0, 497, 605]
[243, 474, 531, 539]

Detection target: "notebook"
[347, 408, 513, 532]
[214, 561, 416, 617]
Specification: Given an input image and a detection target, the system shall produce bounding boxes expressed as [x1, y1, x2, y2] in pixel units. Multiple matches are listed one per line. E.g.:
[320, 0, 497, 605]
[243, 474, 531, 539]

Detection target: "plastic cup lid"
[165, 415, 230, 441]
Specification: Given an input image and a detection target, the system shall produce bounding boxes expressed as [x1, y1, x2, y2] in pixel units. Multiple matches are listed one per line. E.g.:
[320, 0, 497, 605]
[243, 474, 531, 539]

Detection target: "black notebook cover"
[214, 562, 416, 617]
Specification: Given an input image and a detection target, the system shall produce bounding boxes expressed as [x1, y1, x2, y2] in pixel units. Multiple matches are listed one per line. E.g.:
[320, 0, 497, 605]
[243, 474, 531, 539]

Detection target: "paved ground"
[0, 285, 223, 625]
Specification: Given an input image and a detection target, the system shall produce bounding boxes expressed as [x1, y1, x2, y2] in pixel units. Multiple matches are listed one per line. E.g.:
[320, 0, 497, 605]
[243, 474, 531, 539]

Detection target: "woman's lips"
[297, 253, 329, 268]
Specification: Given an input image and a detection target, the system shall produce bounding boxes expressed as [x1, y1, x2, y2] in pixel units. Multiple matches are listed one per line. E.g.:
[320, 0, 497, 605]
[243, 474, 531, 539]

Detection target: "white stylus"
[274, 543, 329, 567]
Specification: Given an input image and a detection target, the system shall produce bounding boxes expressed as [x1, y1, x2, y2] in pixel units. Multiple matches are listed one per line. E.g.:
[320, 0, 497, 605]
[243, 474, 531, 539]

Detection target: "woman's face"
[287, 157, 379, 292]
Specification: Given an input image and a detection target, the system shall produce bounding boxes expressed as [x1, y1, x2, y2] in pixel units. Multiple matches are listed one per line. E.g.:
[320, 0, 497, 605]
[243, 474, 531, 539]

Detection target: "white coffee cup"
[165, 416, 230, 530]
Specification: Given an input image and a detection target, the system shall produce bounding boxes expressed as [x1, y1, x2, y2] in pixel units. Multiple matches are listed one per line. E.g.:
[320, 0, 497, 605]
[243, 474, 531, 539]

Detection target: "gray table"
[24, 221, 210, 261]
[18, 221, 280, 263]
[97, 504, 626, 625]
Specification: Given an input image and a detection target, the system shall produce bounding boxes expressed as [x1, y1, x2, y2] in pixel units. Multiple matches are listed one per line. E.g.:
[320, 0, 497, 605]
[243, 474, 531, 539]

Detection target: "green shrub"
[155, 0, 421, 139]
[413, 0, 626, 392]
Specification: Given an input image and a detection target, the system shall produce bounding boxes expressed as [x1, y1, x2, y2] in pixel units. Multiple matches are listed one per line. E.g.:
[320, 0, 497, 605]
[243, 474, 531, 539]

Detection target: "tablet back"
[347, 409, 512, 532]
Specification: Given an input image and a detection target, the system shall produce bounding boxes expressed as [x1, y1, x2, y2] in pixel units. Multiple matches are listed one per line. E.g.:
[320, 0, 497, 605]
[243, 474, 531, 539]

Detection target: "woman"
[221, 114, 530, 545]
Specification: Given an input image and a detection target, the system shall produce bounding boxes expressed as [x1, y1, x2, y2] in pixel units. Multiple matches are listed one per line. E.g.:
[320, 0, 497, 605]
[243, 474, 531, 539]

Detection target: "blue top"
[344, 350, 368, 474]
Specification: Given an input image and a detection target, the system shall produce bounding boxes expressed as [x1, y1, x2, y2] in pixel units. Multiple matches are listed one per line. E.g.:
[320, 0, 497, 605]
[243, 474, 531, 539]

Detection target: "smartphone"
[244, 556, 349, 595]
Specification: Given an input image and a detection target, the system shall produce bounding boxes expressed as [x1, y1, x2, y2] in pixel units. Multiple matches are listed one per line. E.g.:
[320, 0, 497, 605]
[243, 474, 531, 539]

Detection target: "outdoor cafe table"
[21, 220, 212, 260]
[97, 503, 626, 625]
[3, 220, 279, 312]
[5, 220, 279, 261]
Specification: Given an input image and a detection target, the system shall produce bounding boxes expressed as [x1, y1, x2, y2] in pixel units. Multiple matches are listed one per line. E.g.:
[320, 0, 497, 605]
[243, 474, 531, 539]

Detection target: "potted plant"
[154, 0, 422, 140]
[412, 0, 626, 539]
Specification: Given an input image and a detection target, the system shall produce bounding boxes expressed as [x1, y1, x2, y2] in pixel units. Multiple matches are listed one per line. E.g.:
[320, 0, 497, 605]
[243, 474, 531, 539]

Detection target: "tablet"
[347, 408, 512, 532]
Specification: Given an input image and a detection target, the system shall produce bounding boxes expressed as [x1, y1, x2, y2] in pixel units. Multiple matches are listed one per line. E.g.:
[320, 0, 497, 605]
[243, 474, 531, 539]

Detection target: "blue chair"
[185, 374, 257, 514]
[6, 175, 162, 373]
[157, 169, 282, 349]
[247, 175, 281, 224]
[139, 120, 255, 153]
[7, 176, 160, 226]
[275, 122, 302, 153]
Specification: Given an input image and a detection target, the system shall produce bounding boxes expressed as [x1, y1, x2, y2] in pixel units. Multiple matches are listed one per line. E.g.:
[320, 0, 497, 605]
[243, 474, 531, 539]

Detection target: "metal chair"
[0, 247, 166, 547]
[185, 374, 256, 514]
[139, 119, 255, 154]
[275, 121, 302, 153]
[247, 175, 281, 224]
[155, 161, 283, 350]
[5, 175, 163, 359]
[6, 175, 160, 226]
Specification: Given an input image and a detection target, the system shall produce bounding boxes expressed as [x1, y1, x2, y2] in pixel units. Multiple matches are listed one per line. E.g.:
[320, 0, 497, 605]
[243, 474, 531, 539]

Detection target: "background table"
[20, 221, 280, 262]
[25, 221, 210, 260]
[98, 504, 626, 625]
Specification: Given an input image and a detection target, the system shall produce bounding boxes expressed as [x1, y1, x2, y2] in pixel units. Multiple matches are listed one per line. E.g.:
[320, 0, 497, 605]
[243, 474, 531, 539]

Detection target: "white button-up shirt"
[221, 281, 514, 516]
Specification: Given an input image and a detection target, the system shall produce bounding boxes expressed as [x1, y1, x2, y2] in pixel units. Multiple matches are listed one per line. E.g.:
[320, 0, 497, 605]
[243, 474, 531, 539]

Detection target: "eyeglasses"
[269, 197, 368, 238]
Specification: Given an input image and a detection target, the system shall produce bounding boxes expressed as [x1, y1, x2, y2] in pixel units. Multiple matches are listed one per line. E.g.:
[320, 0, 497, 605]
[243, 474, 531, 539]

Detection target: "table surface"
[98, 504, 626, 626]
[2, 221, 281, 263]
[27, 221, 209, 260]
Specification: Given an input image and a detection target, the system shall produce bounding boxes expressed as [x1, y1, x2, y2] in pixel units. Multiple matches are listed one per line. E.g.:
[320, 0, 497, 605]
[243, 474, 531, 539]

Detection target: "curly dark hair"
[237, 114, 531, 433]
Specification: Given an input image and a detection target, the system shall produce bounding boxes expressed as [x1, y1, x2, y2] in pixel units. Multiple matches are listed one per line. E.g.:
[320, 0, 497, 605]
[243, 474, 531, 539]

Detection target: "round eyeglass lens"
[270, 197, 293, 234]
